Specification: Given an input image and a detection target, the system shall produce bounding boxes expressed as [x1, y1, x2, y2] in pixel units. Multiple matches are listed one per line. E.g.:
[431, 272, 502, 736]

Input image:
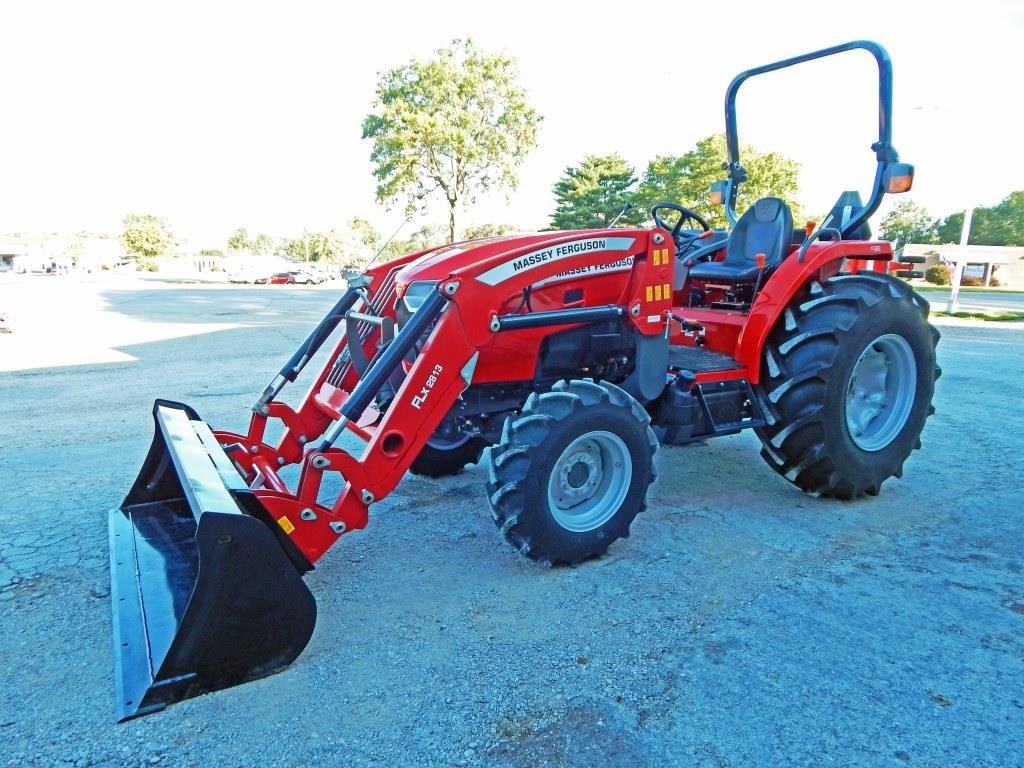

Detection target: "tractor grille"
[325, 266, 400, 388]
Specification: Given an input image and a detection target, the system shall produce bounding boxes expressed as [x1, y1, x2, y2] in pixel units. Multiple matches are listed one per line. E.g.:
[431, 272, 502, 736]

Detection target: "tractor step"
[656, 375, 764, 444]
[694, 379, 765, 436]
[668, 345, 744, 373]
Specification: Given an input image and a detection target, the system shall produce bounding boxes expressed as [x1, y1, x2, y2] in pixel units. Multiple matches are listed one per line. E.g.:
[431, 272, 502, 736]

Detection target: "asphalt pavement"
[0, 278, 1022, 767]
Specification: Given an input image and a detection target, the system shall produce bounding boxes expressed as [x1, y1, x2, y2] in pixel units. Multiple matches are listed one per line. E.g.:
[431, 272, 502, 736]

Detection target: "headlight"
[402, 280, 438, 312]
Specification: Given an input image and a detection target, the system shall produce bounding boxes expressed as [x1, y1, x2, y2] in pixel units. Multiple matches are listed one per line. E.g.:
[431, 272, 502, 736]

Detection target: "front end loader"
[108, 40, 939, 720]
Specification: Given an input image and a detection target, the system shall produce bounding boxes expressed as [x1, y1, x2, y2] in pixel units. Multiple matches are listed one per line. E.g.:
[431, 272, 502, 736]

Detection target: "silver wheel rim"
[546, 430, 632, 533]
[845, 333, 917, 452]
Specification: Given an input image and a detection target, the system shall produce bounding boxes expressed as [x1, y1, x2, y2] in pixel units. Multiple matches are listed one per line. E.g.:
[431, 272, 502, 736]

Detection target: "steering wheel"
[650, 202, 711, 243]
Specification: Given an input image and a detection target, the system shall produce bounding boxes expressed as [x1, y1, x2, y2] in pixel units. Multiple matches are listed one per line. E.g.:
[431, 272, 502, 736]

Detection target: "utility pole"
[946, 207, 973, 314]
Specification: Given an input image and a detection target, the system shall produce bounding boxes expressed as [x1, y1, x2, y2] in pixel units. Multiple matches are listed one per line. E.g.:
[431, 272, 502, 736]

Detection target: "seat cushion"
[687, 260, 761, 282]
[674, 230, 728, 290]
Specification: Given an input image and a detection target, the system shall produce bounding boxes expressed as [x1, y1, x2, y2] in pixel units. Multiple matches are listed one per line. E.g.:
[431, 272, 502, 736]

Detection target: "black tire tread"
[484, 379, 658, 565]
[755, 271, 940, 499]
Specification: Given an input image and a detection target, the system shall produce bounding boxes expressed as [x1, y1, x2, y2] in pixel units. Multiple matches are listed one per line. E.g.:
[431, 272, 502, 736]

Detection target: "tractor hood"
[393, 229, 643, 301]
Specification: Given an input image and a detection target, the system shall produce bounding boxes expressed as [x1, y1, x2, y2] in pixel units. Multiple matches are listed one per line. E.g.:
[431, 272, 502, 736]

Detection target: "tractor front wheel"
[485, 380, 658, 565]
[755, 272, 940, 499]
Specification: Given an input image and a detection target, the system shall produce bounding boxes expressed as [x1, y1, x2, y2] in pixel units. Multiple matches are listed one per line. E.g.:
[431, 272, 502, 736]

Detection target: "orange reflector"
[805, 221, 816, 236]
[710, 190, 724, 206]
[887, 175, 913, 193]
[756, 253, 766, 270]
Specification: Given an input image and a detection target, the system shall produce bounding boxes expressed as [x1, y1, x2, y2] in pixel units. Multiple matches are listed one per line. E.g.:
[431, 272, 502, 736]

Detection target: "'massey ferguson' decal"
[475, 236, 636, 286]
[531, 255, 634, 288]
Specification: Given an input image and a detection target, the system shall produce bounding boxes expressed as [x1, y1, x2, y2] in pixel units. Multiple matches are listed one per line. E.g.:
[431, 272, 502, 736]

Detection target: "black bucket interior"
[109, 401, 316, 721]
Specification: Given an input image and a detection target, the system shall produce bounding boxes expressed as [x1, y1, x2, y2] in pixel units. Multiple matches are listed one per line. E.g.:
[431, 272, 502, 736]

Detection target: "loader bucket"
[109, 400, 316, 721]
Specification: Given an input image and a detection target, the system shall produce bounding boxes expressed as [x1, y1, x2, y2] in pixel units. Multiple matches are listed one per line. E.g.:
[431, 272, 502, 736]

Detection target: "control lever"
[671, 312, 705, 335]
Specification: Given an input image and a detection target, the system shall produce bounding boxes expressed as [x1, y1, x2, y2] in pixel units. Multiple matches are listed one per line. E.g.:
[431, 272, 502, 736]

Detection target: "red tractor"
[109, 40, 938, 720]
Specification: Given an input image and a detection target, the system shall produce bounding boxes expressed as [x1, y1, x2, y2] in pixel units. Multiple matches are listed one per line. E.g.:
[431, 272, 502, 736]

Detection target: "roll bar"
[721, 40, 909, 237]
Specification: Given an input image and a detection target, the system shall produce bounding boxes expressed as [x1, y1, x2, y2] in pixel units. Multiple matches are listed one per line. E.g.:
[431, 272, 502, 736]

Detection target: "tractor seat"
[688, 197, 793, 282]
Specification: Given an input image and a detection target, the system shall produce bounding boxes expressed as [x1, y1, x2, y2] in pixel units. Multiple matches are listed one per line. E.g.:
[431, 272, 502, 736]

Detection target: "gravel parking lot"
[1, 279, 1022, 767]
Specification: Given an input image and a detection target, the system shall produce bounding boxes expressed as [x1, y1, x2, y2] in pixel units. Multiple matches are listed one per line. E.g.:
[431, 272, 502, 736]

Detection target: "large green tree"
[634, 134, 801, 228]
[362, 39, 541, 243]
[121, 214, 173, 259]
[936, 191, 1024, 246]
[880, 200, 939, 248]
[549, 154, 644, 230]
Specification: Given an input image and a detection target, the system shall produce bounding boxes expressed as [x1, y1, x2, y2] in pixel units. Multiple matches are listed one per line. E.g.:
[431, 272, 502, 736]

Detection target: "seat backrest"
[725, 197, 793, 269]
[821, 190, 871, 240]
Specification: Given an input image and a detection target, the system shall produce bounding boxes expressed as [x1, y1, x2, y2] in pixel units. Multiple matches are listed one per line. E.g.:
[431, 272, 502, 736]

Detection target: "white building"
[898, 243, 1024, 288]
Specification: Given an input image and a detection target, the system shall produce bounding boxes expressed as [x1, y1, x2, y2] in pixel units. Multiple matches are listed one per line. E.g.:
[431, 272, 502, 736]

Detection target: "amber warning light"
[709, 181, 727, 206]
[884, 162, 915, 194]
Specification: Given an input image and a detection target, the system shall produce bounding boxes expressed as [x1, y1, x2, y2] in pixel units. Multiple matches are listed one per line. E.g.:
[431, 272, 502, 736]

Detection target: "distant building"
[898, 243, 1024, 289]
[0, 237, 48, 272]
[0, 234, 126, 272]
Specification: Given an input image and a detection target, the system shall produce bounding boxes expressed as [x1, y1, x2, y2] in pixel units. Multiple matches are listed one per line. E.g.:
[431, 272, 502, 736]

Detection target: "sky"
[1, 0, 1022, 248]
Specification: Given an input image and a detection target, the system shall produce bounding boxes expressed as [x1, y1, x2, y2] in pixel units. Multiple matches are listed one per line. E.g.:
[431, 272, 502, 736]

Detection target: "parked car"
[290, 269, 325, 285]
[255, 272, 296, 285]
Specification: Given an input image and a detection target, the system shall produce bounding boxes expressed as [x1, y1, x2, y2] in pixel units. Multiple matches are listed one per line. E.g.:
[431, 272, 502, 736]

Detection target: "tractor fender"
[734, 241, 892, 383]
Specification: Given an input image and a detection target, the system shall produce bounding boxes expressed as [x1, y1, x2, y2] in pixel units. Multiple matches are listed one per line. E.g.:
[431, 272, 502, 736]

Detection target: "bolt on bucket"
[108, 400, 316, 721]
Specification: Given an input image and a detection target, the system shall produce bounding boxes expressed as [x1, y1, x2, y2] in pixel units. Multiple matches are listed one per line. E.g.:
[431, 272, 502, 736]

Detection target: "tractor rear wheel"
[755, 272, 940, 499]
[485, 380, 658, 565]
